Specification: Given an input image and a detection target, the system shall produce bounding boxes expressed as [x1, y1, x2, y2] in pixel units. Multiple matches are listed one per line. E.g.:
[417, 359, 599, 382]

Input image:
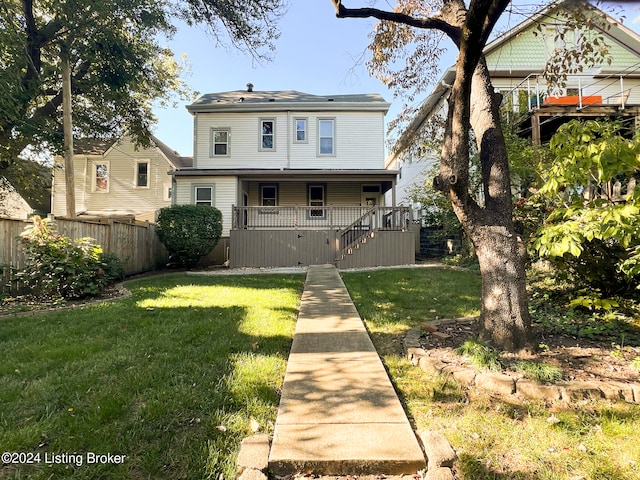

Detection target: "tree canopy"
[0, 0, 286, 166]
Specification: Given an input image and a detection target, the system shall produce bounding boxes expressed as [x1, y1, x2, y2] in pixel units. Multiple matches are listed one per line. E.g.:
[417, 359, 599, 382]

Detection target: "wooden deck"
[230, 206, 414, 268]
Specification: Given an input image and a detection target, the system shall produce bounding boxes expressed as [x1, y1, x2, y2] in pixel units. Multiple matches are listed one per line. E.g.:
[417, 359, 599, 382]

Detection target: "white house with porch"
[171, 87, 414, 268]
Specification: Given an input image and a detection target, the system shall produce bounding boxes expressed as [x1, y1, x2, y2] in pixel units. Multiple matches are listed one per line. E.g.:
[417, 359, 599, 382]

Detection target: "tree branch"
[331, 0, 461, 44]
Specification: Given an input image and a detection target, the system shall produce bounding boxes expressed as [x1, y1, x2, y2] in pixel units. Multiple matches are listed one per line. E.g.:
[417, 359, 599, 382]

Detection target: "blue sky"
[152, 1, 640, 157]
[152, 1, 452, 156]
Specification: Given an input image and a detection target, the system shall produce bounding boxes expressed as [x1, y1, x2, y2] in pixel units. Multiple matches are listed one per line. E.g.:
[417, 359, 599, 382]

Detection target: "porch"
[230, 205, 415, 268]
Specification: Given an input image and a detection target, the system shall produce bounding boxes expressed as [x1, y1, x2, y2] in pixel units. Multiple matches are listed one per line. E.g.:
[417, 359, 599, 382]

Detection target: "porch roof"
[171, 168, 399, 181]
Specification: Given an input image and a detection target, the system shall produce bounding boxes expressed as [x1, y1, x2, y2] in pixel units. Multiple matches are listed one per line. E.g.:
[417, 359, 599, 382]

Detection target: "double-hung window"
[260, 119, 275, 151]
[294, 118, 307, 143]
[193, 185, 214, 206]
[135, 160, 149, 188]
[260, 184, 278, 206]
[92, 162, 109, 193]
[211, 129, 230, 157]
[318, 118, 335, 156]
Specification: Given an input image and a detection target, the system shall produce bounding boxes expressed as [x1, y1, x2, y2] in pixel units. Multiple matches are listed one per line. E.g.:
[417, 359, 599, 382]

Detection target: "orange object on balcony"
[543, 95, 602, 105]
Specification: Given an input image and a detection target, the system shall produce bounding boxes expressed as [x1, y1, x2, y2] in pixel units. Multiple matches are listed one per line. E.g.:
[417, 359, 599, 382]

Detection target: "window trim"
[259, 183, 279, 206]
[210, 128, 230, 157]
[134, 159, 150, 188]
[192, 184, 215, 206]
[92, 161, 110, 193]
[317, 118, 336, 156]
[293, 117, 308, 144]
[259, 118, 276, 151]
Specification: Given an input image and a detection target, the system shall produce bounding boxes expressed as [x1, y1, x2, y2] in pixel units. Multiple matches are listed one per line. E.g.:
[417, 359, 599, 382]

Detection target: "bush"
[18, 216, 122, 299]
[531, 120, 640, 296]
[155, 204, 223, 266]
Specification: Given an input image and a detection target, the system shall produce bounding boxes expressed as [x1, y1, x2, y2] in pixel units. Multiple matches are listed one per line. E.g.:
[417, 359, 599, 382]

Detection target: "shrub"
[18, 216, 122, 299]
[155, 204, 223, 266]
[531, 120, 640, 296]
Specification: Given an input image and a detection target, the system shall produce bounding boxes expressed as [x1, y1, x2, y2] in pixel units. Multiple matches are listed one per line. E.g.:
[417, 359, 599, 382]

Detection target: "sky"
[152, 1, 640, 157]
[151, 1, 453, 156]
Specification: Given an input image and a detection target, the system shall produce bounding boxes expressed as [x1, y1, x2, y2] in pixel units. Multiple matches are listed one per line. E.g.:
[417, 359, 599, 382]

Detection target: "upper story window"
[135, 160, 149, 188]
[193, 185, 214, 206]
[294, 118, 307, 143]
[92, 161, 109, 193]
[211, 128, 230, 157]
[260, 119, 276, 151]
[318, 118, 335, 156]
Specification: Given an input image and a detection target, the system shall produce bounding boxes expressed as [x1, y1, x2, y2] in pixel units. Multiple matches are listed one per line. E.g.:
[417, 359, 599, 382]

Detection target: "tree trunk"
[442, 54, 532, 352]
[469, 222, 532, 351]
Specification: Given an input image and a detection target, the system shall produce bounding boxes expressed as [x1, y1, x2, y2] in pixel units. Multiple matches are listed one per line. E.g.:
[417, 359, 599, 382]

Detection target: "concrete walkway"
[269, 265, 427, 476]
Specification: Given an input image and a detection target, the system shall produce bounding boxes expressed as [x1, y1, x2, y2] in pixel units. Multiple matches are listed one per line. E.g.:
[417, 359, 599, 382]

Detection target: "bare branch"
[331, 0, 462, 44]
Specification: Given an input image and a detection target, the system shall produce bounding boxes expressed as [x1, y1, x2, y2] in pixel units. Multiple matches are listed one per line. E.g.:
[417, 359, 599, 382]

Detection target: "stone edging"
[404, 327, 640, 404]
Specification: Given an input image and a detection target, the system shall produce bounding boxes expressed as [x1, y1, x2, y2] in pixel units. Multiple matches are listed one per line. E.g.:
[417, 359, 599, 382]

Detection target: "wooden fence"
[1, 216, 168, 292]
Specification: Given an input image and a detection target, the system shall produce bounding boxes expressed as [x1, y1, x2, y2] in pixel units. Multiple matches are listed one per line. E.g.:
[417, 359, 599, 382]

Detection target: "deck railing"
[231, 205, 411, 231]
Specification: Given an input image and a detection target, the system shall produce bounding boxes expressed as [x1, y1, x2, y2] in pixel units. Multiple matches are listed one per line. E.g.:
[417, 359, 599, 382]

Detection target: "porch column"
[391, 176, 397, 206]
[531, 113, 541, 146]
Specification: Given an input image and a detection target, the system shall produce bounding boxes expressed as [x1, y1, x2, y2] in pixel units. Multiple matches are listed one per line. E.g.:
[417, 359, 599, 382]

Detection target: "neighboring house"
[51, 135, 192, 223]
[1, 157, 52, 218]
[0, 177, 33, 219]
[387, 1, 640, 208]
[171, 88, 413, 268]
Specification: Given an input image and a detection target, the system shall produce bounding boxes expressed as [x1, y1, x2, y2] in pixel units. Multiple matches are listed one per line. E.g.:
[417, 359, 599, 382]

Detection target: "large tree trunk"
[441, 53, 532, 352]
[469, 221, 531, 351]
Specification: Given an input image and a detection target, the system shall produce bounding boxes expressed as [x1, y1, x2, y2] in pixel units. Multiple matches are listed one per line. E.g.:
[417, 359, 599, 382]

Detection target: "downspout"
[171, 174, 177, 206]
[83, 157, 88, 210]
[193, 113, 198, 169]
[286, 111, 291, 169]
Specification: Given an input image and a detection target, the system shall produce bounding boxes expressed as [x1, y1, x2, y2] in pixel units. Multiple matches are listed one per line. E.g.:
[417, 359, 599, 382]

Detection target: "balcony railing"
[503, 72, 634, 114]
[231, 205, 411, 231]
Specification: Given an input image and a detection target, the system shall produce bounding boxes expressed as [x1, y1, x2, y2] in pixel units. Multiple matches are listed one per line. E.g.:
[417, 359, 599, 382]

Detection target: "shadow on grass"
[0, 273, 305, 480]
[455, 454, 538, 480]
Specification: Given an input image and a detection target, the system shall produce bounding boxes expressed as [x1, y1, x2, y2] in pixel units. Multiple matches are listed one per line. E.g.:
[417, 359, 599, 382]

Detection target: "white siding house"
[51, 135, 191, 223]
[172, 89, 414, 267]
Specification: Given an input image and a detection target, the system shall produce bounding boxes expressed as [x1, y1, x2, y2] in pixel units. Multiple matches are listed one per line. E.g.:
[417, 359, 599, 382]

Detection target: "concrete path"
[269, 265, 427, 476]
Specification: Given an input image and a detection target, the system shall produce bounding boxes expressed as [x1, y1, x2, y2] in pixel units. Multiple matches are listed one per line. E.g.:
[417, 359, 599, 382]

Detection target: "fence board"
[1, 216, 168, 293]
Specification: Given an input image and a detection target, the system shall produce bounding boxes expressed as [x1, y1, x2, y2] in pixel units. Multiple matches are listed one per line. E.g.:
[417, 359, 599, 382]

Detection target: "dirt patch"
[0, 284, 130, 318]
[418, 319, 640, 385]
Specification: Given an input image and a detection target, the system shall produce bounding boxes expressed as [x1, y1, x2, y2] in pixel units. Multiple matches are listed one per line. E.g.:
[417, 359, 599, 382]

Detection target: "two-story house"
[171, 88, 414, 268]
[51, 135, 192, 223]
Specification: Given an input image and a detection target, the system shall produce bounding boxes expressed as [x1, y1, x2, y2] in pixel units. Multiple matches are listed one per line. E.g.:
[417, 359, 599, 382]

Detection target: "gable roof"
[484, 1, 640, 60]
[151, 135, 193, 168]
[187, 90, 390, 113]
[72, 135, 192, 168]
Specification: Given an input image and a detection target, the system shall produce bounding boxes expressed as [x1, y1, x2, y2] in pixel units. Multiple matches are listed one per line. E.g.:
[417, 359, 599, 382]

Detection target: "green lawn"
[0, 273, 304, 480]
[342, 267, 640, 480]
[4, 267, 639, 480]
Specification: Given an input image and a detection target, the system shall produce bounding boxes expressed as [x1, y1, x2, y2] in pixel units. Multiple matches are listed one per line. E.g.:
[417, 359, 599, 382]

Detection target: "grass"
[0, 273, 304, 480]
[455, 339, 503, 371]
[342, 267, 640, 480]
[4, 265, 640, 480]
[513, 360, 563, 383]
